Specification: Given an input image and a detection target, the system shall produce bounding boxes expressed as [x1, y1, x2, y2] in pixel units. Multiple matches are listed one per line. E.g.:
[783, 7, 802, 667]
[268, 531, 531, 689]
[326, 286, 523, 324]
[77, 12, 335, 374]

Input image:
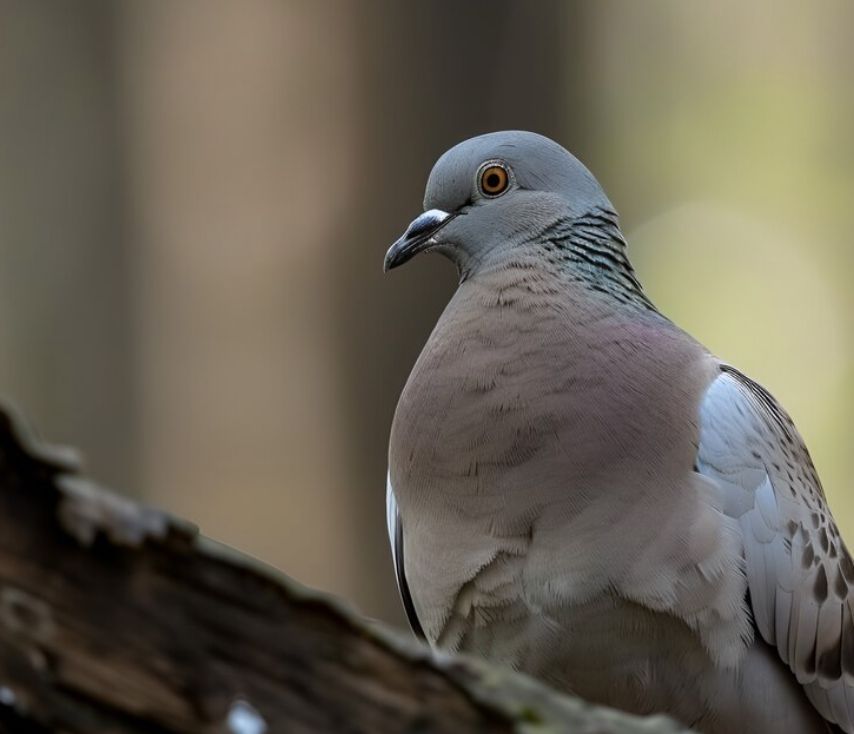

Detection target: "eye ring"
[478, 163, 511, 197]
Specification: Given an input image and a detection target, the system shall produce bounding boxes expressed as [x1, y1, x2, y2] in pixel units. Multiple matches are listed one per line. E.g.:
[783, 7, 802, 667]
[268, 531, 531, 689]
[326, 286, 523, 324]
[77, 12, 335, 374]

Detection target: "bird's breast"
[388, 271, 718, 642]
[391, 274, 713, 511]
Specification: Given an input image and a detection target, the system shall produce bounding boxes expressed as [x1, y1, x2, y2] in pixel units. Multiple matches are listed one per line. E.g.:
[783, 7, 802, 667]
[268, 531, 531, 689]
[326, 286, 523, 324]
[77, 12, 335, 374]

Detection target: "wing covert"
[698, 366, 854, 733]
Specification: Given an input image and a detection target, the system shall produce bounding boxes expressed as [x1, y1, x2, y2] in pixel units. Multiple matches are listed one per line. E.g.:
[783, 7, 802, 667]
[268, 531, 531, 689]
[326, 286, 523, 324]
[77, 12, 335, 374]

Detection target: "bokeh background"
[0, 1, 851, 630]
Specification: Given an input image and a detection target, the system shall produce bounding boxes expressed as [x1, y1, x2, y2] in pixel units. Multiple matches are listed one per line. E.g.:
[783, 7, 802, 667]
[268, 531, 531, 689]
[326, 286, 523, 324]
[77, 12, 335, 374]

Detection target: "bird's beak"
[384, 209, 455, 271]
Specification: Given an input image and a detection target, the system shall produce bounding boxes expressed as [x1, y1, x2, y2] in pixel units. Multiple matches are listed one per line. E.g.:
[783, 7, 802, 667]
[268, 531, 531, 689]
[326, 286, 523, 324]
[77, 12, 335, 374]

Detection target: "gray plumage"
[384, 131, 850, 733]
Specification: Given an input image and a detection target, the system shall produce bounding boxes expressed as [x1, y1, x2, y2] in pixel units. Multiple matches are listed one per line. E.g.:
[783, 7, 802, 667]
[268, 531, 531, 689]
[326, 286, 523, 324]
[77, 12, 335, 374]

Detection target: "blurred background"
[0, 1, 851, 630]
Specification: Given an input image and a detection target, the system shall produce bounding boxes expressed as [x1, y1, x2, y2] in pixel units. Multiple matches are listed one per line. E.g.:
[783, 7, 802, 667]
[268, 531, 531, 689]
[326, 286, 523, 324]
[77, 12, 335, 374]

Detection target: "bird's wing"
[698, 366, 854, 733]
[386, 474, 426, 640]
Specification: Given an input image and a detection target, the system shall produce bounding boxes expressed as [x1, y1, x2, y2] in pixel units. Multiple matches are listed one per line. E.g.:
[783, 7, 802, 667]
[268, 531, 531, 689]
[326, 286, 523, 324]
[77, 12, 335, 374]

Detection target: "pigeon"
[383, 131, 852, 733]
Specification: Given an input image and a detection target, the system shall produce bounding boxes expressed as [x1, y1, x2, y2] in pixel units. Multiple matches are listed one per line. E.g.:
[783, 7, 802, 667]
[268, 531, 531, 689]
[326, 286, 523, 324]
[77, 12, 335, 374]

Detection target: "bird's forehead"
[429, 133, 541, 186]
[422, 138, 490, 209]
[423, 131, 579, 211]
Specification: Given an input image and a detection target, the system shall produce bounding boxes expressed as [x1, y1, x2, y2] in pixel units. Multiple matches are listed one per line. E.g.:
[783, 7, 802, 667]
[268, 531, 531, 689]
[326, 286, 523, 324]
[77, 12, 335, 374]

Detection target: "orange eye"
[479, 164, 510, 196]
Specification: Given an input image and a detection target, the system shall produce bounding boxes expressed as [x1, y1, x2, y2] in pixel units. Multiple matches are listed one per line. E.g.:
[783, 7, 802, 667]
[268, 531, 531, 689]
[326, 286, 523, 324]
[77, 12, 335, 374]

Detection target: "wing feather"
[698, 366, 854, 732]
[386, 474, 426, 640]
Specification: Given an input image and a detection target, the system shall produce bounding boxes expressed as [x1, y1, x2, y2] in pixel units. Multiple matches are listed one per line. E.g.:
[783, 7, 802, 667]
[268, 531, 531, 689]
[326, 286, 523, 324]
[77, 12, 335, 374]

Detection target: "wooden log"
[0, 404, 688, 733]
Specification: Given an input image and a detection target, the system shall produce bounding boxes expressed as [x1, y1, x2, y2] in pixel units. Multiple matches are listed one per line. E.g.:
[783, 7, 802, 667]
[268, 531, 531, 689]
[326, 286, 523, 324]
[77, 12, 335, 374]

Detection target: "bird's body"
[384, 131, 851, 733]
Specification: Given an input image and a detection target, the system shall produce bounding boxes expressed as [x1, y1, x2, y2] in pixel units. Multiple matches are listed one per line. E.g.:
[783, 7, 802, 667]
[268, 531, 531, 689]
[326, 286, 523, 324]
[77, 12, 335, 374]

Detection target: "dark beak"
[384, 209, 455, 271]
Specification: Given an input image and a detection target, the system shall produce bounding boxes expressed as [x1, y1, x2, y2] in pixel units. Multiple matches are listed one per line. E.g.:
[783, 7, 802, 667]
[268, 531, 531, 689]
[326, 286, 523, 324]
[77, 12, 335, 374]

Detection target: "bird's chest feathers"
[391, 280, 707, 511]
[389, 278, 719, 644]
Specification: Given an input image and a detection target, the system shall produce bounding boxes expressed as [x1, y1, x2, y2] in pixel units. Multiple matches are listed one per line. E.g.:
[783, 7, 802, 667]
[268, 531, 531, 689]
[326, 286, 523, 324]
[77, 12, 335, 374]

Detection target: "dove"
[383, 131, 852, 733]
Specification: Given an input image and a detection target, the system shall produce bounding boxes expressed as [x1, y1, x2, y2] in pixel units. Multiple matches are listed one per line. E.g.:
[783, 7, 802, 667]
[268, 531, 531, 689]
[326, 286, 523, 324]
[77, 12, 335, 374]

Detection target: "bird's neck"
[480, 208, 655, 314]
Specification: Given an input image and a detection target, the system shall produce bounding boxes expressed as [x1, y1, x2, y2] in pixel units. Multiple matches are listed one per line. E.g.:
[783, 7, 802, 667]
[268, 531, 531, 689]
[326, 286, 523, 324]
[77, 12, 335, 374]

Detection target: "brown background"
[0, 1, 851, 630]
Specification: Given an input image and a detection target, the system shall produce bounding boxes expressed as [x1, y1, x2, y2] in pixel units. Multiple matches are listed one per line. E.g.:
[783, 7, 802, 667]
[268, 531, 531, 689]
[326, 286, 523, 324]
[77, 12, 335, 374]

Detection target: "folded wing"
[698, 366, 854, 733]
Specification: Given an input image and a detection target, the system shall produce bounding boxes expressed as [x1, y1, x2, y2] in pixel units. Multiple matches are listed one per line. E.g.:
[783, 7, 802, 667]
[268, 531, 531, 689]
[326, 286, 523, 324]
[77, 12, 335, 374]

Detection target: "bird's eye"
[479, 164, 510, 197]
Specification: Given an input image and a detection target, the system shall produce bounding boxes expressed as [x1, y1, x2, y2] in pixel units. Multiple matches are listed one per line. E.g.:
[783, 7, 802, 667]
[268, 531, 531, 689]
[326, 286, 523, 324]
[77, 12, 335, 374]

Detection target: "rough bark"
[0, 404, 688, 734]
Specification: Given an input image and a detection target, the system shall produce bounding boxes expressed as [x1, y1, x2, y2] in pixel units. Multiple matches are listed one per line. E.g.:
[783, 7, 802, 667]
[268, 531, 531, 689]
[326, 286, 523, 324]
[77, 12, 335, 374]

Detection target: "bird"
[383, 131, 853, 733]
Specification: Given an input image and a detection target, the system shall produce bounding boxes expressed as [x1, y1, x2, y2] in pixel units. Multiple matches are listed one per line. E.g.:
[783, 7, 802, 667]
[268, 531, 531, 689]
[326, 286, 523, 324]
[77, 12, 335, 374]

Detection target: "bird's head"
[383, 131, 617, 278]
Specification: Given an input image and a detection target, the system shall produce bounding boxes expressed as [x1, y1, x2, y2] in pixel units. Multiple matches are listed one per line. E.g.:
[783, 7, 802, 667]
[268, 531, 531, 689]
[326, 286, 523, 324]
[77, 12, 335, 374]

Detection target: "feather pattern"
[698, 366, 854, 733]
